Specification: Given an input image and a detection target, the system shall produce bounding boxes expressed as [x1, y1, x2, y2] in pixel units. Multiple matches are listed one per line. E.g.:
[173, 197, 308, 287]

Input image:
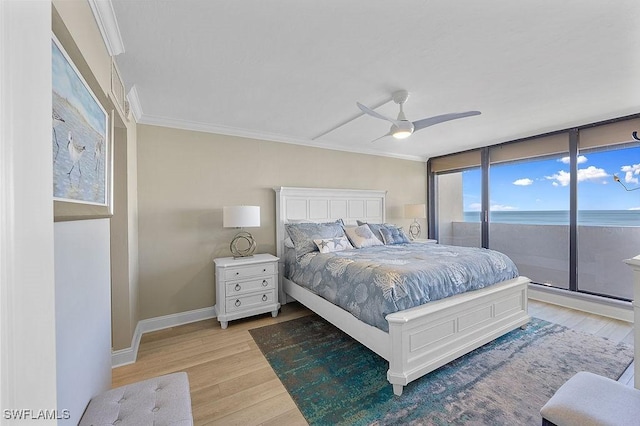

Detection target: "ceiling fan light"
[392, 130, 412, 139]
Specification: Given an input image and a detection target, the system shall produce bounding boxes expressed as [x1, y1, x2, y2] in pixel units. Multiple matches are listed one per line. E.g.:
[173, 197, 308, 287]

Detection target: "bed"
[274, 187, 531, 396]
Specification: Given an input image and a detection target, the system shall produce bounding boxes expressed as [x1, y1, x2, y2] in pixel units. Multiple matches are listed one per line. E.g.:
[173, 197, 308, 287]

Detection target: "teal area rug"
[249, 315, 633, 425]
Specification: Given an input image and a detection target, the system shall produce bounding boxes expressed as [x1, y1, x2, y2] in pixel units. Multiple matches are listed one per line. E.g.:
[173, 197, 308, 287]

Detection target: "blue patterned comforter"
[284, 243, 519, 332]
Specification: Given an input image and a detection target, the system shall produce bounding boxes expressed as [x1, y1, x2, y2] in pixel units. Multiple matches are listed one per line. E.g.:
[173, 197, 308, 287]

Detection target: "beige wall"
[53, 0, 139, 351]
[137, 125, 427, 320]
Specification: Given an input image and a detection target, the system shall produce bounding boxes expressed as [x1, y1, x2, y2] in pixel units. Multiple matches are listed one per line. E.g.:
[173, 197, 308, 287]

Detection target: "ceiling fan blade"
[412, 111, 481, 132]
[357, 102, 401, 126]
[370, 132, 392, 143]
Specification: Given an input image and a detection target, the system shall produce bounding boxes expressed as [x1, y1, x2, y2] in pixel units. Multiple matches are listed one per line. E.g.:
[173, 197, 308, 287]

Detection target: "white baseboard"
[528, 284, 633, 323]
[111, 306, 216, 368]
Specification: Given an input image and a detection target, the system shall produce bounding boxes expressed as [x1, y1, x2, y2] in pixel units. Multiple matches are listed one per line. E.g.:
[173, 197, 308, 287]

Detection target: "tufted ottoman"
[540, 371, 640, 426]
[79, 372, 193, 426]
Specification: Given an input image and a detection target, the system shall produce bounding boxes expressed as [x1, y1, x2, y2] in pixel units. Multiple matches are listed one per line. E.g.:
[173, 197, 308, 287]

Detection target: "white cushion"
[540, 371, 640, 426]
[344, 224, 384, 248]
[313, 236, 352, 253]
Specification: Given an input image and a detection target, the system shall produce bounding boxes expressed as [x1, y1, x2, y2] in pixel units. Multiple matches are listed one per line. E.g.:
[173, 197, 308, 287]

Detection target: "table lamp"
[223, 205, 260, 257]
[404, 203, 426, 240]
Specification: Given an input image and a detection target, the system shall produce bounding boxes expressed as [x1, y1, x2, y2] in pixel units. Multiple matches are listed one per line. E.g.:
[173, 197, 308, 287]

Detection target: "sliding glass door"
[576, 122, 640, 300]
[431, 151, 482, 247]
[428, 115, 640, 301]
[488, 154, 570, 289]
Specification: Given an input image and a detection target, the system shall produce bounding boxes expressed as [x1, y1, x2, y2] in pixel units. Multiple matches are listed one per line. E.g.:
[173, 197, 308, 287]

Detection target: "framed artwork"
[52, 34, 112, 220]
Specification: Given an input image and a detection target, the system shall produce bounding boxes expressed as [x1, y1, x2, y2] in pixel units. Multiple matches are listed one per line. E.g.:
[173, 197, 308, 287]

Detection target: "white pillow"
[344, 225, 384, 249]
[284, 237, 295, 248]
[313, 236, 352, 253]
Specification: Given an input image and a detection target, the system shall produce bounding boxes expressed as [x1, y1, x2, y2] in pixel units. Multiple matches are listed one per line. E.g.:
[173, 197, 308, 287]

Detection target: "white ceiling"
[111, 0, 640, 161]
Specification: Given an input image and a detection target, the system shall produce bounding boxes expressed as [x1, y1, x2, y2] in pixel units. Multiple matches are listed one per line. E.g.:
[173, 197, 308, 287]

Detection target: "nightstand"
[213, 253, 280, 329]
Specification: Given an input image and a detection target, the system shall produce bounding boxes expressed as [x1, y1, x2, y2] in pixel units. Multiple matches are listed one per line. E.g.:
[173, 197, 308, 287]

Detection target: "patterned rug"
[249, 314, 633, 425]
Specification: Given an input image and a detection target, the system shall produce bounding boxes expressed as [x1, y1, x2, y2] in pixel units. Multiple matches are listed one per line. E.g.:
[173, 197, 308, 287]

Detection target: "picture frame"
[52, 34, 113, 221]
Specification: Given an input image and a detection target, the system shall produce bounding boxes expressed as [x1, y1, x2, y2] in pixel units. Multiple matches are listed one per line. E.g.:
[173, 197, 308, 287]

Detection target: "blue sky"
[463, 145, 640, 211]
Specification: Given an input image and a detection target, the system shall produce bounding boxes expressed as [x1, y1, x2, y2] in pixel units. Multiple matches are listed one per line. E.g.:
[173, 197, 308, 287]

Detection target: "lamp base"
[230, 231, 257, 258]
[408, 220, 421, 241]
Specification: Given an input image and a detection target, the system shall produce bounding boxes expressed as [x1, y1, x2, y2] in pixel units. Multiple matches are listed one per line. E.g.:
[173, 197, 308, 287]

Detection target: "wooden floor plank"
[112, 300, 635, 425]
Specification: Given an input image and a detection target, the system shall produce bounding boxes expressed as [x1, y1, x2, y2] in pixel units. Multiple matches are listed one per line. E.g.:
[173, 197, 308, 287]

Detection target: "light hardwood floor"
[112, 300, 634, 425]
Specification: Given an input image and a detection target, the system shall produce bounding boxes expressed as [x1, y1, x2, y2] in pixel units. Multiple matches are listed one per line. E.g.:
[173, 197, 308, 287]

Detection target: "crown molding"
[136, 113, 427, 162]
[88, 0, 124, 56]
[126, 85, 143, 122]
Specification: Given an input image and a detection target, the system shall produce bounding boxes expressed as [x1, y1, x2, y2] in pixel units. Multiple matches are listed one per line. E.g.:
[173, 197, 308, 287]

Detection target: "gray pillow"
[356, 220, 385, 243]
[379, 226, 411, 245]
[285, 220, 351, 260]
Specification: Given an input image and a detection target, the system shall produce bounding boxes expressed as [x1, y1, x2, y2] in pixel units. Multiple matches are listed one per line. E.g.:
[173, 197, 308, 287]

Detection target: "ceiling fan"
[357, 90, 481, 142]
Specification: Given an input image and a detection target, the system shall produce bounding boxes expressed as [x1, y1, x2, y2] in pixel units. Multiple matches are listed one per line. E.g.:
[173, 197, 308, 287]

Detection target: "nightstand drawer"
[226, 276, 275, 296]
[225, 290, 276, 313]
[224, 263, 276, 280]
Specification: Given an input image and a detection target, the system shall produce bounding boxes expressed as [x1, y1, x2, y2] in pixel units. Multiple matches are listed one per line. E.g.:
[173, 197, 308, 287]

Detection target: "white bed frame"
[274, 187, 531, 396]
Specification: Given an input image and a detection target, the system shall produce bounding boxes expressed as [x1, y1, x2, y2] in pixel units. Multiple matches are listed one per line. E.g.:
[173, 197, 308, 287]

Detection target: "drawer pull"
[235, 284, 241, 291]
[262, 294, 268, 301]
[235, 299, 241, 307]
[235, 272, 240, 276]
[263, 268, 267, 272]
[262, 280, 268, 287]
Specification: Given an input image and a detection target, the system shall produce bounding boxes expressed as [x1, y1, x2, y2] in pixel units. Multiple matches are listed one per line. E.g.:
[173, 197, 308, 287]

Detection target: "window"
[429, 115, 640, 301]
[431, 151, 481, 247]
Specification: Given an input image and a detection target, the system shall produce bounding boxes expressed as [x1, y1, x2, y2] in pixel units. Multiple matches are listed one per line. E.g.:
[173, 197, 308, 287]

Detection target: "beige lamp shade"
[223, 206, 260, 228]
[404, 203, 426, 219]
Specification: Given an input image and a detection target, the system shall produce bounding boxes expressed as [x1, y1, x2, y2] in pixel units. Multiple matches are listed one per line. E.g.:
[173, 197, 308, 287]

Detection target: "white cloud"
[467, 202, 518, 211]
[491, 204, 518, 211]
[558, 155, 587, 164]
[468, 202, 481, 211]
[579, 166, 609, 182]
[513, 178, 533, 186]
[546, 166, 609, 187]
[546, 170, 571, 186]
[621, 163, 640, 184]
[629, 207, 640, 211]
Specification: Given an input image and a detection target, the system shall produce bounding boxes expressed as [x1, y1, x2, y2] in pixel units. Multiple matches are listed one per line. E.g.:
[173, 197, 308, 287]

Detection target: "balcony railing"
[444, 222, 639, 300]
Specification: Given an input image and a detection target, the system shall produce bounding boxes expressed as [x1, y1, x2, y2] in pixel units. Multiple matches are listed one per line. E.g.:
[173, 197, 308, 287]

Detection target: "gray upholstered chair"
[540, 371, 640, 426]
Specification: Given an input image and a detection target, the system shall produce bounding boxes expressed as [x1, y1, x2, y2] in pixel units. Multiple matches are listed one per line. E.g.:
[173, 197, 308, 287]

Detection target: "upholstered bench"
[540, 371, 640, 426]
[79, 372, 193, 426]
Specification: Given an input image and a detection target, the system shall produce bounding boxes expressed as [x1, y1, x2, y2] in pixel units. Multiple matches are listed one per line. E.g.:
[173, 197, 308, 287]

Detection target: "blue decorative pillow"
[379, 226, 411, 245]
[344, 225, 384, 248]
[285, 221, 352, 259]
[356, 220, 385, 243]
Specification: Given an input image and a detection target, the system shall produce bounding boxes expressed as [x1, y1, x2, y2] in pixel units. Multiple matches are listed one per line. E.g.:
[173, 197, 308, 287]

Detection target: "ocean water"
[463, 210, 640, 226]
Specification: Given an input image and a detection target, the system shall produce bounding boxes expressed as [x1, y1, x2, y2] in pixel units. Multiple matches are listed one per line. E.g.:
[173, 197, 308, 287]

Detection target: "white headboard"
[273, 186, 387, 259]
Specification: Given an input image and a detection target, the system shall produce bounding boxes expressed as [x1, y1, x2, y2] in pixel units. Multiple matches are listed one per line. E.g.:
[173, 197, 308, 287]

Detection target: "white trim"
[136, 112, 426, 162]
[1, 0, 57, 411]
[87, 0, 124, 56]
[0, 0, 11, 408]
[111, 322, 142, 368]
[111, 306, 216, 367]
[126, 85, 143, 122]
[528, 284, 633, 323]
